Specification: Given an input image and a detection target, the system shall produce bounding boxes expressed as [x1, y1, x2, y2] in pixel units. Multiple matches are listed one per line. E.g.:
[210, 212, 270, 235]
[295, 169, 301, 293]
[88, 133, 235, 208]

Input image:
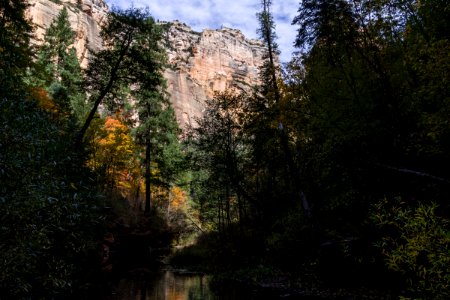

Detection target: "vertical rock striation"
[26, 0, 108, 67]
[162, 21, 266, 128]
[26, 3, 267, 128]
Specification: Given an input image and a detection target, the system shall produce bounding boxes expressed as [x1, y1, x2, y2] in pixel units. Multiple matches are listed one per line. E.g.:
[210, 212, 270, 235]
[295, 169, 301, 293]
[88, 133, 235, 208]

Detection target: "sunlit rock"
[27, 2, 267, 129]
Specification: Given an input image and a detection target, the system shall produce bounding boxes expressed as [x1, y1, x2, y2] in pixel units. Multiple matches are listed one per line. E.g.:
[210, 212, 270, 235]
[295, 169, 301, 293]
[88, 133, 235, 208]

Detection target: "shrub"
[371, 198, 450, 299]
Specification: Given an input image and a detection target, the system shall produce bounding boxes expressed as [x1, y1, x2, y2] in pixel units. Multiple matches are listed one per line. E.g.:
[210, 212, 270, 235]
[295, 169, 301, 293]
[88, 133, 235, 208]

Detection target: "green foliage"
[372, 198, 450, 298]
[292, 0, 356, 50]
[288, 0, 450, 234]
[169, 243, 212, 271]
[0, 93, 104, 298]
[265, 205, 318, 268]
[83, 7, 167, 114]
[30, 6, 86, 119]
[134, 91, 183, 186]
[256, 0, 280, 97]
[77, 7, 185, 216]
[210, 264, 283, 290]
[188, 0, 450, 294]
[0, 4, 105, 297]
[0, 0, 33, 93]
[186, 91, 250, 230]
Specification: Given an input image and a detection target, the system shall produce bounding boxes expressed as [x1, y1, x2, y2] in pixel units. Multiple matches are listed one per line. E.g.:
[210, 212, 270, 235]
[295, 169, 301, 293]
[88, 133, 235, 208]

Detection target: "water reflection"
[110, 270, 216, 300]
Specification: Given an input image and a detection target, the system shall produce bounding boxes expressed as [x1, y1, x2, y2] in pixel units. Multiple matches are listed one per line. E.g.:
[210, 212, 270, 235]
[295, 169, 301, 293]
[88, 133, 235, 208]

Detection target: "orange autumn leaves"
[99, 117, 134, 155]
[170, 186, 187, 209]
[88, 115, 139, 196]
[88, 115, 187, 209]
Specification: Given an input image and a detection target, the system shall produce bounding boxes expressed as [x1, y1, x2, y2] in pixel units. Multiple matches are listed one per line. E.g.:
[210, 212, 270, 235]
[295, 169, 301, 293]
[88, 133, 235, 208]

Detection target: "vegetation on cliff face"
[1, 0, 449, 298]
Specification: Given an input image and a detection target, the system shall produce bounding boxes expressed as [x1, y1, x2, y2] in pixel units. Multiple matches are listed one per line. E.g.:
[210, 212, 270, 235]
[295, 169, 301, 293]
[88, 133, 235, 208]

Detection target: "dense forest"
[1, 0, 449, 299]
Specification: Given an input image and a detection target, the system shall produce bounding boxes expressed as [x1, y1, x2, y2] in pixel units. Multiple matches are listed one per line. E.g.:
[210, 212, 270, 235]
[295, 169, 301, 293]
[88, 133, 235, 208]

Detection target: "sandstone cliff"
[26, 0, 108, 67]
[162, 21, 266, 127]
[26, 2, 267, 128]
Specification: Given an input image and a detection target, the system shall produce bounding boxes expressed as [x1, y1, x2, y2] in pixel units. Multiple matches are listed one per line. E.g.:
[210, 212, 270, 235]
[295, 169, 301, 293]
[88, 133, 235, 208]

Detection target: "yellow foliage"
[88, 115, 140, 196]
[170, 186, 187, 209]
[88, 116, 183, 210]
[98, 117, 133, 152]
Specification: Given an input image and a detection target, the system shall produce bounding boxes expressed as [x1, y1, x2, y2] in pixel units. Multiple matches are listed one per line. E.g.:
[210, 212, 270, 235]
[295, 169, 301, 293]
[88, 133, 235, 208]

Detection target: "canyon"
[26, 0, 267, 128]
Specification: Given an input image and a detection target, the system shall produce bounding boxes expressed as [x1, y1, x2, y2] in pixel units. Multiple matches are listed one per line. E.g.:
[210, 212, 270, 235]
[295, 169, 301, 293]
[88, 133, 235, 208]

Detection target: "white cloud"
[105, 0, 299, 63]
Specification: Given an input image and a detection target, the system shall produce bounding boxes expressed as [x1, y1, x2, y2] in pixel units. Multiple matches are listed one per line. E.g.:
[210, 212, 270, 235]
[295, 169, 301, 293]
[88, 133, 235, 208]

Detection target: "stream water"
[108, 269, 217, 300]
[100, 244, 322, 299]
[104, 268, 325, 300]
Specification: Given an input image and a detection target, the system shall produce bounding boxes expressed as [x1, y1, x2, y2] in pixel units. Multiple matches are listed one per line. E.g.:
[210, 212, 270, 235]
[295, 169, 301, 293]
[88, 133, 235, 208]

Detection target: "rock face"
[162, 21, 266, 128]
[26, 0, 108, 67]
[27, 2, 267, 128]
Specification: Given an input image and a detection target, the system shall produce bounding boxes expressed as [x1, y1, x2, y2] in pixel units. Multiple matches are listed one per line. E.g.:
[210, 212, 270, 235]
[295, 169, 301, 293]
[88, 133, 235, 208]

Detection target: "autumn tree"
[77, 8, 183, 214]
[88, 115, 138, 193]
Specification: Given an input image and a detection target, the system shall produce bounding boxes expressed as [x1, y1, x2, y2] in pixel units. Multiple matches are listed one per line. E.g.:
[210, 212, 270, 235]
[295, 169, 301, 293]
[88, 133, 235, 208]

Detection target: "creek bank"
[169, 248, 399, 299]
[93, 210, 176, 296]
[99, 213, 400, 299]
[208, 269, 394, 299]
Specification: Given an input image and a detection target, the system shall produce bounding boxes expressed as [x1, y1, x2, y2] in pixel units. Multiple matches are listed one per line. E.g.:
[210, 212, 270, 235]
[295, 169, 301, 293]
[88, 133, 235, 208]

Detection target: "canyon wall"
[27, 1, 267, 128]
[162, 21, 266, 127]
[27, 0, 108, 67]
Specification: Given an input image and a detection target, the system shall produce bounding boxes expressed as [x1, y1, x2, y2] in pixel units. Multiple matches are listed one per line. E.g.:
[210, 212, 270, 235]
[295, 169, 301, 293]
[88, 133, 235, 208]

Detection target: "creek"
[107, 269, 216, 300]
[103, 266, 324, 300]
[99, 235, 323, 299]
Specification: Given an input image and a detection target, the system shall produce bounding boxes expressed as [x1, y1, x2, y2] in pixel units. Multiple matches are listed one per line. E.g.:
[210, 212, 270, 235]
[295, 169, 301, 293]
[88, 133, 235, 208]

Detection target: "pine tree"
[79, 8, 183, 213]
[0, 0, 34, 95]
[256, 0, 280, 101]
[0, 3, 103, 296]
[34, 7, 84, 115]
[188, 91, 252, 230]
[131, 19, 183, 213]
[253, 0, 311, 218]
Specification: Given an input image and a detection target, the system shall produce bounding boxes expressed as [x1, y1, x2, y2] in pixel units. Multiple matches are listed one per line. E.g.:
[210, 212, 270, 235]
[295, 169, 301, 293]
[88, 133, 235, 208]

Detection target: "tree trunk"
[74, 34, 132, 147]
[226, 184, 231, 227]
[217, 196, 223, 238]
[279, 129, 312, 218]
[260, 0, 312, 219]
[135, 177, 141, 209]
[145, 141, 151, 214]
[237, 191, 243, 227]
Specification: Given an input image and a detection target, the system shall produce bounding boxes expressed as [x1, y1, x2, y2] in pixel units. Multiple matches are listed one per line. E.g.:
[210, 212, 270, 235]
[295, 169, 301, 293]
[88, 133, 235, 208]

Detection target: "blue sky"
[105, 0, 300, 63]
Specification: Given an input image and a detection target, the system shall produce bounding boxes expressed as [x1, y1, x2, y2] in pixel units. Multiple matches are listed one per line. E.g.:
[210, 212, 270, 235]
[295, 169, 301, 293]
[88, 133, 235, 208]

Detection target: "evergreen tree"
[77, 7, 155, 145]
[0, 0, 33, 94]
[131, 17, 183, 213]
[288, 0, 450, 290]
[252, 0, 311, 218]
[80, 8, 183, 213]
[135, 96, 183, 214]
[33, 7, 84, 115]
[0, 3, 103, 297]
[256, 0, 280, 100]
[188, 92, 251, 231]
